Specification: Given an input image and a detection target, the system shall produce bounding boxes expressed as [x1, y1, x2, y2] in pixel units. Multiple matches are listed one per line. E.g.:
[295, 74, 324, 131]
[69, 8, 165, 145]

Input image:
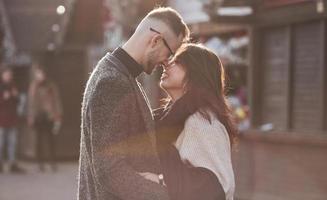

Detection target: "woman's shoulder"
[184, 111, 231, 144]
[185, 111, 225, 130]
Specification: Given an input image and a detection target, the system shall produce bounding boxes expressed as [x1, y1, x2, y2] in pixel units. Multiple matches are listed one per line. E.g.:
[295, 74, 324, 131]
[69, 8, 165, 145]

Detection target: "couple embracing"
[77, 7, 237, 200]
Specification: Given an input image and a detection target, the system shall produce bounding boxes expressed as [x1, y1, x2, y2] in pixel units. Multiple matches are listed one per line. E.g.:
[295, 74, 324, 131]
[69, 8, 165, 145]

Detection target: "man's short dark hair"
[146, 7, 190, 41]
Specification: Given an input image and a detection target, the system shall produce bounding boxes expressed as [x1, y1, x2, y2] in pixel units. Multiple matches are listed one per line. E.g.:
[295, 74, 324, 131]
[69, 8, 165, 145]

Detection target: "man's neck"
[122, 40, 143, 66]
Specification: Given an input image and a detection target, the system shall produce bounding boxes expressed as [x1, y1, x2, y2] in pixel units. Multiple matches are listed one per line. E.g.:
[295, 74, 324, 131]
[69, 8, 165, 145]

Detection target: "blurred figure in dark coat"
[0, 67, 24, 173]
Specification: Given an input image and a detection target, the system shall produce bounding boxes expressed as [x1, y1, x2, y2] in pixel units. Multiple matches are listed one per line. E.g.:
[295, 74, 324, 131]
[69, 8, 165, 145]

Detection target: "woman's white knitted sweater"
[175, 112, 235, 200]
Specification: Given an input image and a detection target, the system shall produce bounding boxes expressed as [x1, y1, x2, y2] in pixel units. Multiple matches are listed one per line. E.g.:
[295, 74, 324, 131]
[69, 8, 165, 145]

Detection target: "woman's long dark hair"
[165, 43, 238, 148]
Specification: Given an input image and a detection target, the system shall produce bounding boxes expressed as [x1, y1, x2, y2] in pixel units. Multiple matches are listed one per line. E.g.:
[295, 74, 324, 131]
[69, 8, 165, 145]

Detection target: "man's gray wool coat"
[77, 53, 170, 200]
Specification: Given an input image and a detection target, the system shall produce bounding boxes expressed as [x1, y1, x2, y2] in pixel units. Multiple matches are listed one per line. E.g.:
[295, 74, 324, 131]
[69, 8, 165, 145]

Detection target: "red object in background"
[263, 0, 311, 8]
[0, 84, 19, 128]
[103, 5, 112, 25]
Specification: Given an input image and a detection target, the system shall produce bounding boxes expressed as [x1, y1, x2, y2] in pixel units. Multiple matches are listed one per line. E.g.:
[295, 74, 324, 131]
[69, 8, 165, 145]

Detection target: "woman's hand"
[139, 172, 160, 184]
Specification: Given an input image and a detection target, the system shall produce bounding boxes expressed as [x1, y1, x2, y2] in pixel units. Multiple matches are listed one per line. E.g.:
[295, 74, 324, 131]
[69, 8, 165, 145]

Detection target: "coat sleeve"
[160, 145, 226, 200]
[88, 77, 170, 200]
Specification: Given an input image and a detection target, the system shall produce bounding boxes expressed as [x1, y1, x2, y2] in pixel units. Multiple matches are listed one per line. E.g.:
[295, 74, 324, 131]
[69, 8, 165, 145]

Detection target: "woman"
[28, 65, 62, 171]
[140, 43, 237, 200]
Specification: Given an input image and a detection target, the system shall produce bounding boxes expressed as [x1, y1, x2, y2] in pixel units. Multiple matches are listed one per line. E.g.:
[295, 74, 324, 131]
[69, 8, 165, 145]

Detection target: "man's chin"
[144, 66, 156, 75]
[144, 69, 152, 75]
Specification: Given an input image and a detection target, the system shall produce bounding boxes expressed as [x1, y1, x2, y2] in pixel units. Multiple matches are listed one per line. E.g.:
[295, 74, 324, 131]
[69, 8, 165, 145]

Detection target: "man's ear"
[150, 35, 161, 48]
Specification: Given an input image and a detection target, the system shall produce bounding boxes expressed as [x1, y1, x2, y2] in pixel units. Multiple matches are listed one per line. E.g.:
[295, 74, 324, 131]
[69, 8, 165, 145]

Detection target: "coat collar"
[111, 47, 143, 78]
[104, 53, 157, 150]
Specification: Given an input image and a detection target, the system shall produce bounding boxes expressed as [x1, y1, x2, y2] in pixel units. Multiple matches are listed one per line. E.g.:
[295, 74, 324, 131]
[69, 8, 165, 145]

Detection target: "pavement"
[0, 162, 78, 200]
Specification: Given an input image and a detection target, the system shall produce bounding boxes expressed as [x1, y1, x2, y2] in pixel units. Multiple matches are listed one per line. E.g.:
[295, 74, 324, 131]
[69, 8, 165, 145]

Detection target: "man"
[0, 67, 24, 173]
[77, 7, 189, 200]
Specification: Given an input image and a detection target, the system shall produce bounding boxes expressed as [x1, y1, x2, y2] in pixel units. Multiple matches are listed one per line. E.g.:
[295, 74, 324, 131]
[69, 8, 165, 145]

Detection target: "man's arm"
[89, 77, 170, 200]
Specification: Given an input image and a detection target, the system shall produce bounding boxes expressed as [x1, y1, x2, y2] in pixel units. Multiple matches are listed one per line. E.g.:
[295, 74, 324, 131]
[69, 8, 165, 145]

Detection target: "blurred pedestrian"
[28, 65, 62, 172]
[0, 66, 24, 173]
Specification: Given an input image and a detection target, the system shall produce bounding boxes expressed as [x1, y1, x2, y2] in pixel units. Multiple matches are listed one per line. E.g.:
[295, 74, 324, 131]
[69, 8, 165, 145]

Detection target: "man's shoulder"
[84, 54, 134, 97]
[90, 53, 130, 83]
[96, 53, 122, 75]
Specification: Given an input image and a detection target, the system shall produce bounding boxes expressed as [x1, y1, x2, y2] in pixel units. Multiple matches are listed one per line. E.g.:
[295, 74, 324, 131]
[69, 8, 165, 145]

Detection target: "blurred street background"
[0, 162, 77, 200]
[0, 0, 327, 200]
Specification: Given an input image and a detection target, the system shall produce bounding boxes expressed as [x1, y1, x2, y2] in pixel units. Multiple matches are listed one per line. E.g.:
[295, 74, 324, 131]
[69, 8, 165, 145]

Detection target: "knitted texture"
[175, 112, 235, 200]
[77, 53, 170, 200]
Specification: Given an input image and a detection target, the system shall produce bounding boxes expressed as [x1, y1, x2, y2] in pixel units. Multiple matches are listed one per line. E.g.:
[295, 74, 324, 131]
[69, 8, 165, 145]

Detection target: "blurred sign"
[167, 0, 210, 24]
[263, 0, 310, 7]
[316, 0, 324, 13]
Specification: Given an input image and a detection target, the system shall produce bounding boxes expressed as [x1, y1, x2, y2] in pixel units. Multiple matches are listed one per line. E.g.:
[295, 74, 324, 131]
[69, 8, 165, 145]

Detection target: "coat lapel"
[133, 82, 156, 143]
[133, 81, 156, 144]
[105, 54, 157, 149]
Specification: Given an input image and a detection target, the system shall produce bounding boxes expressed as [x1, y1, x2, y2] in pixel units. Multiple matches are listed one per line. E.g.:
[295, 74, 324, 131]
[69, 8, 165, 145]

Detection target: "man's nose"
[159, 61, 165, 69]
[162, 60, 169, 67]
[163, 63, 172, 72]
[162, 63, 168, 70]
